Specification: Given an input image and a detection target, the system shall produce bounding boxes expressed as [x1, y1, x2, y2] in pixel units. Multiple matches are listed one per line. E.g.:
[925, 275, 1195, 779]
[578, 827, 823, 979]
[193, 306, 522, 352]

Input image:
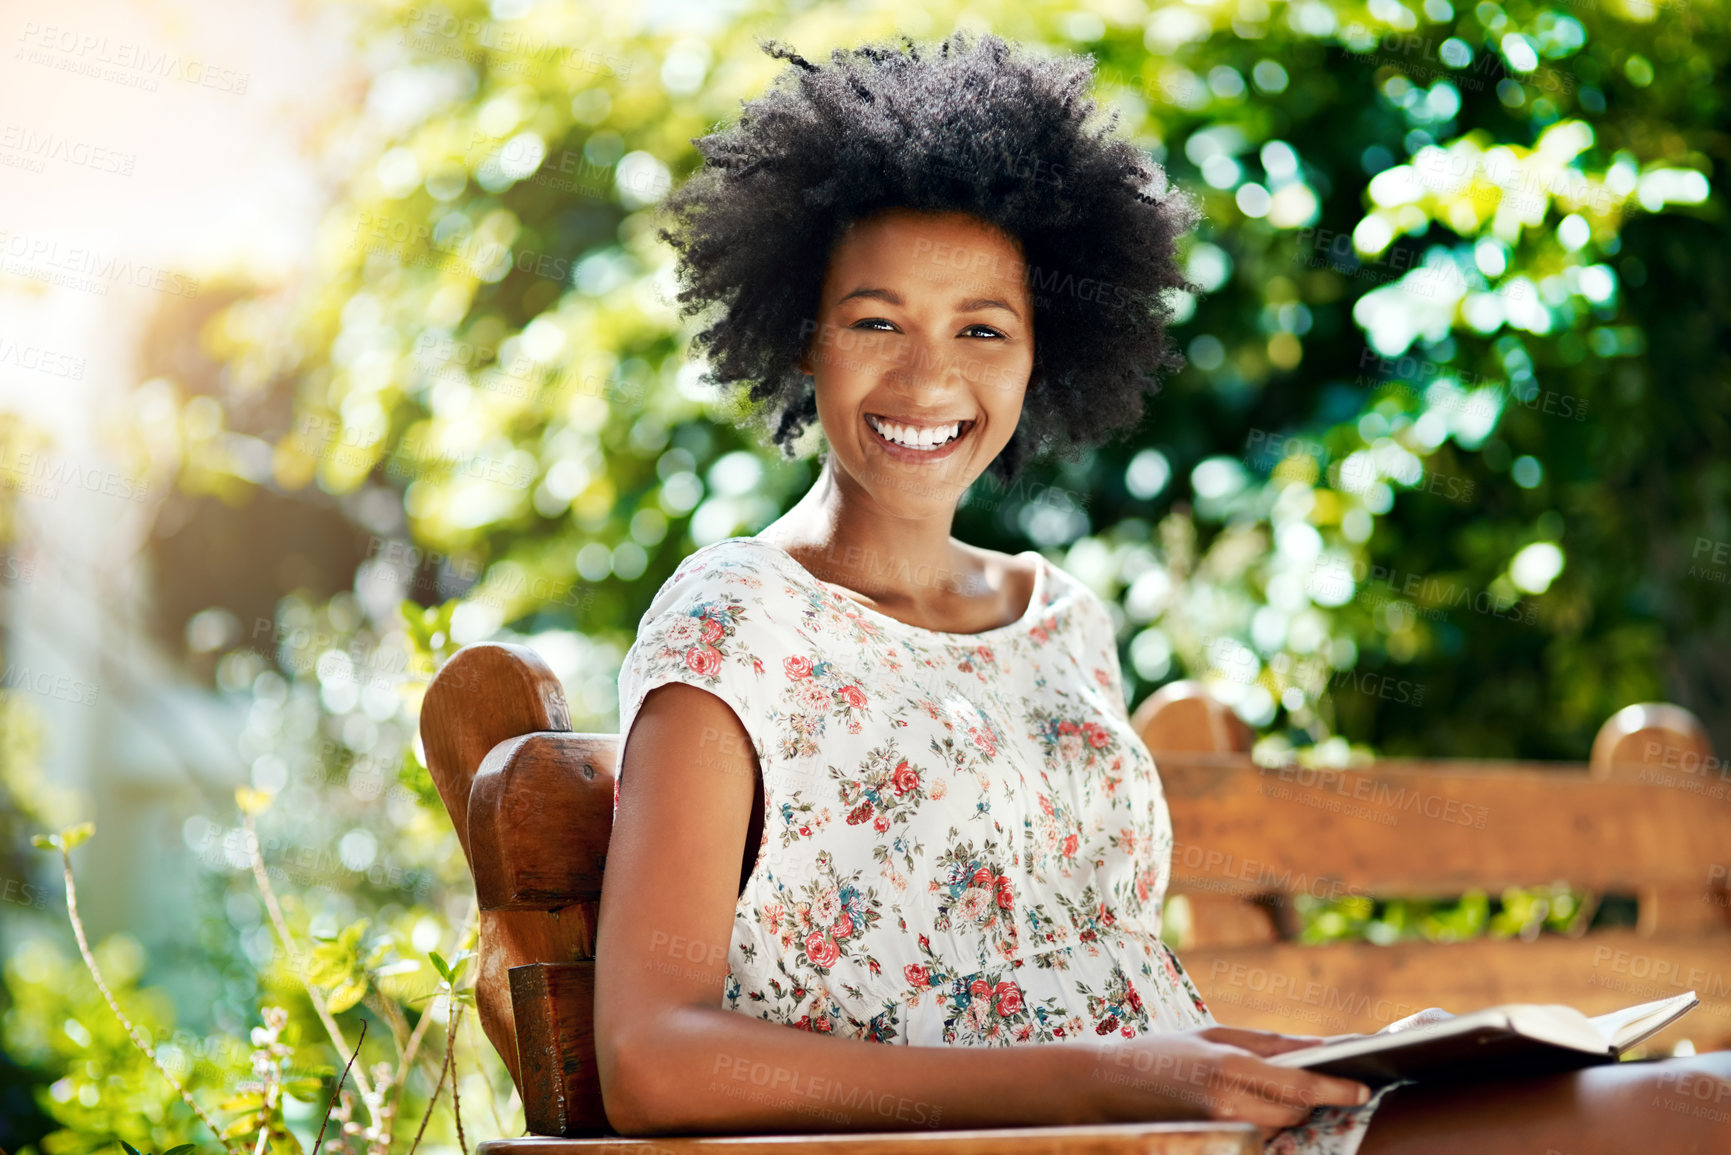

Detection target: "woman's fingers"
[1198, 1025, 1327, 1056]
[1211, 1045, 1370, 1122]
[1383, 1005, 1456, 1033]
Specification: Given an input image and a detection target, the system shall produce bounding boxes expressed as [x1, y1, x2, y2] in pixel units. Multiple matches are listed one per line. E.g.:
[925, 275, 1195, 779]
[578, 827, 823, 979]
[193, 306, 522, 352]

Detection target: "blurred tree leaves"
[176, 0, 1731, 759]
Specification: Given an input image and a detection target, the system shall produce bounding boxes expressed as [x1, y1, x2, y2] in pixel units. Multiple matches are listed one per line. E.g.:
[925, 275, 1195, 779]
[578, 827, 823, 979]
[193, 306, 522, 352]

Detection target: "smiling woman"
[656, 32, 1197, 489]
[596, 29, 1396, 1152]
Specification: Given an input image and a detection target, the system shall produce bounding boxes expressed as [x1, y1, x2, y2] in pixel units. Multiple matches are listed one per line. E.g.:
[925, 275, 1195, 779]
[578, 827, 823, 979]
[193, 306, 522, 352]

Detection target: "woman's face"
[799, 208, 1035, 518]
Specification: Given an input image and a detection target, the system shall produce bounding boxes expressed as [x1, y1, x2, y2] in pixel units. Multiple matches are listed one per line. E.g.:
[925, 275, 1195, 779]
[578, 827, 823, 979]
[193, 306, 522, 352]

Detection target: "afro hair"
[657, 30, 1198, 485]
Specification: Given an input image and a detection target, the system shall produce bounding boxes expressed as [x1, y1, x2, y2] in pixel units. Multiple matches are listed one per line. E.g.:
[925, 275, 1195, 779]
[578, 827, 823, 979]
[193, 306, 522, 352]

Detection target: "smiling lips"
[865, 412, 976, 456]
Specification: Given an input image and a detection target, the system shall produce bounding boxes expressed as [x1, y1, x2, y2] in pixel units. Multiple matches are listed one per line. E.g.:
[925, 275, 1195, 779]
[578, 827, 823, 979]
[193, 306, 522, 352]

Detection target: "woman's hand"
[1092, 1025, 1373, 1142]
[1292, 1006, 1463, 1050]
[1382, 1006, 1457, 1034]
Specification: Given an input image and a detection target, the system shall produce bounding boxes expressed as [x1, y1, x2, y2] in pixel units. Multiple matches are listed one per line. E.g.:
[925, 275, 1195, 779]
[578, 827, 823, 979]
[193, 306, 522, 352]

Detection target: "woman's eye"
[961, 324, 1006, 339]
[851, 317, 898, 332]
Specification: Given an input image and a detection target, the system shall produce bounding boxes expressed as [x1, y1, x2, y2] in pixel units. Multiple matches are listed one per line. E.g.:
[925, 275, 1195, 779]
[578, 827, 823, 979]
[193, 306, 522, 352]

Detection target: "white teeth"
[867, 415, 963, 449]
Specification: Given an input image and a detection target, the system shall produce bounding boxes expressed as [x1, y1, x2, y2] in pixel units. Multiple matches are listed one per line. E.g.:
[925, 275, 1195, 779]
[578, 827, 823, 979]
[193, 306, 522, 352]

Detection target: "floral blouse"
[616, 535, 1400, 1155]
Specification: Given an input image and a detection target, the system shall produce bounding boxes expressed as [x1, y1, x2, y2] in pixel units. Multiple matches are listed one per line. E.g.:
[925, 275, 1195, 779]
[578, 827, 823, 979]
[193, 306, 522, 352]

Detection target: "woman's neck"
[755, 456, 995, 617]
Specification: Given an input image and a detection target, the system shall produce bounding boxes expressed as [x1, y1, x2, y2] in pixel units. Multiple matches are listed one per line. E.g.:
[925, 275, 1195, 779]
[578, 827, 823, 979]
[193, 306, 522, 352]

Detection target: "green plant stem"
[405, 1010, 456, 1155]
[448, 998, 467, 1155]
[314, 1019, 367, 1155]
[388, 905, 474, 1133]
[57, 848, 242, 1155]
[241, 813, 382, 1132]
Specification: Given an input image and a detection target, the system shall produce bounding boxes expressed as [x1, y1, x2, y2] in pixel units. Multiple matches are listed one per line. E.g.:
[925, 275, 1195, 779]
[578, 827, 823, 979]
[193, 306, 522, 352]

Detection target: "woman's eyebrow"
[958, 296, 1021, 320]
[837, 285, 1022, 321]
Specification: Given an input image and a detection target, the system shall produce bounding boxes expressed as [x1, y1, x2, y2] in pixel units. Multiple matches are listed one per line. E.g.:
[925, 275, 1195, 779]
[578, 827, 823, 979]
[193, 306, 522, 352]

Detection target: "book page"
[1588, 992, 1699, 1051]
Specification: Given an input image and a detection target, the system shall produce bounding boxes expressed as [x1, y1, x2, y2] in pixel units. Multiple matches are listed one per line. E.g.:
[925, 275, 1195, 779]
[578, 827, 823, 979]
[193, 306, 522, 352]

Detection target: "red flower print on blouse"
[873, 813, 891, 833]
[995, 878, 1014, 910]
[686, 645, 722, 676]
[846, 800, 875, 825]
[1085, 722, 1110, 749]
[969, 727, 997, 756]
[994, 981, 1023, 1016]
[838, 683, 866, 708]
[1062, 833, 1079, 858]
[968, 979, 993, 999]
[701, 617, 724, 644]
[805, 932, 840, 968]
[833, 909, 854, 939]
[784, 654, 813, 679]
[891, 760, 920, 795]
[904, 963, 930, 988]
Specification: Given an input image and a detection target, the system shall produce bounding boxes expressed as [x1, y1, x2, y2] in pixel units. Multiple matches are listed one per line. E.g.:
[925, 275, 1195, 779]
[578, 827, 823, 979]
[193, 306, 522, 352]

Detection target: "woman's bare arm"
[593, 682, 1370, 1138]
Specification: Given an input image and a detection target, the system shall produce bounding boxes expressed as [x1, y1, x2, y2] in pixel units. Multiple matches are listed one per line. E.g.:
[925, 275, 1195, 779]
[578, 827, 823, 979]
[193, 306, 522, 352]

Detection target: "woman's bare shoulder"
[952, 540, 1041, 606]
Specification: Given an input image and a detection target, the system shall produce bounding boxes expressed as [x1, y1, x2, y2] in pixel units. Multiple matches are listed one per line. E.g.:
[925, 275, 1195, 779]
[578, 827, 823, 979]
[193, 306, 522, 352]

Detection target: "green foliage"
[1298, 881, 1592, 945]
[2, 936, 249, 1155]
[119, 1141, 198, 1155]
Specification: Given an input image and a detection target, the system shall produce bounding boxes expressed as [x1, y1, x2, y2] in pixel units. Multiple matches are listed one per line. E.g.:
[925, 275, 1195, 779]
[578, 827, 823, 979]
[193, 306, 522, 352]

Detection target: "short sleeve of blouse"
[1075, 583, 1131, 723]
[615, 540, 787, 782]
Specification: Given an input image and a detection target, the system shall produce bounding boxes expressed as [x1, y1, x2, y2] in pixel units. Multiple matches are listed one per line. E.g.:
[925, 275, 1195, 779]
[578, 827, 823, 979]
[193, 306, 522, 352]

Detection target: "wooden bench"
[1137, 687, 1731, 1056]
[420, 643, 1730, 1151]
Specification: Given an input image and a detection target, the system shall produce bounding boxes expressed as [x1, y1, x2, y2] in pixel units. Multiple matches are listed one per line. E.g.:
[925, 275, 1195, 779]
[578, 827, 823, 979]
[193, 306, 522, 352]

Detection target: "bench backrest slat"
[1158, 755, 1731, 894]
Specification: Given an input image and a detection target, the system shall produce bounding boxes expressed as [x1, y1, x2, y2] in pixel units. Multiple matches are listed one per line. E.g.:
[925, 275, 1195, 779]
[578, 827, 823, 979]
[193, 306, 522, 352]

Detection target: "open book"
[1266, 992, 1699, 1087]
